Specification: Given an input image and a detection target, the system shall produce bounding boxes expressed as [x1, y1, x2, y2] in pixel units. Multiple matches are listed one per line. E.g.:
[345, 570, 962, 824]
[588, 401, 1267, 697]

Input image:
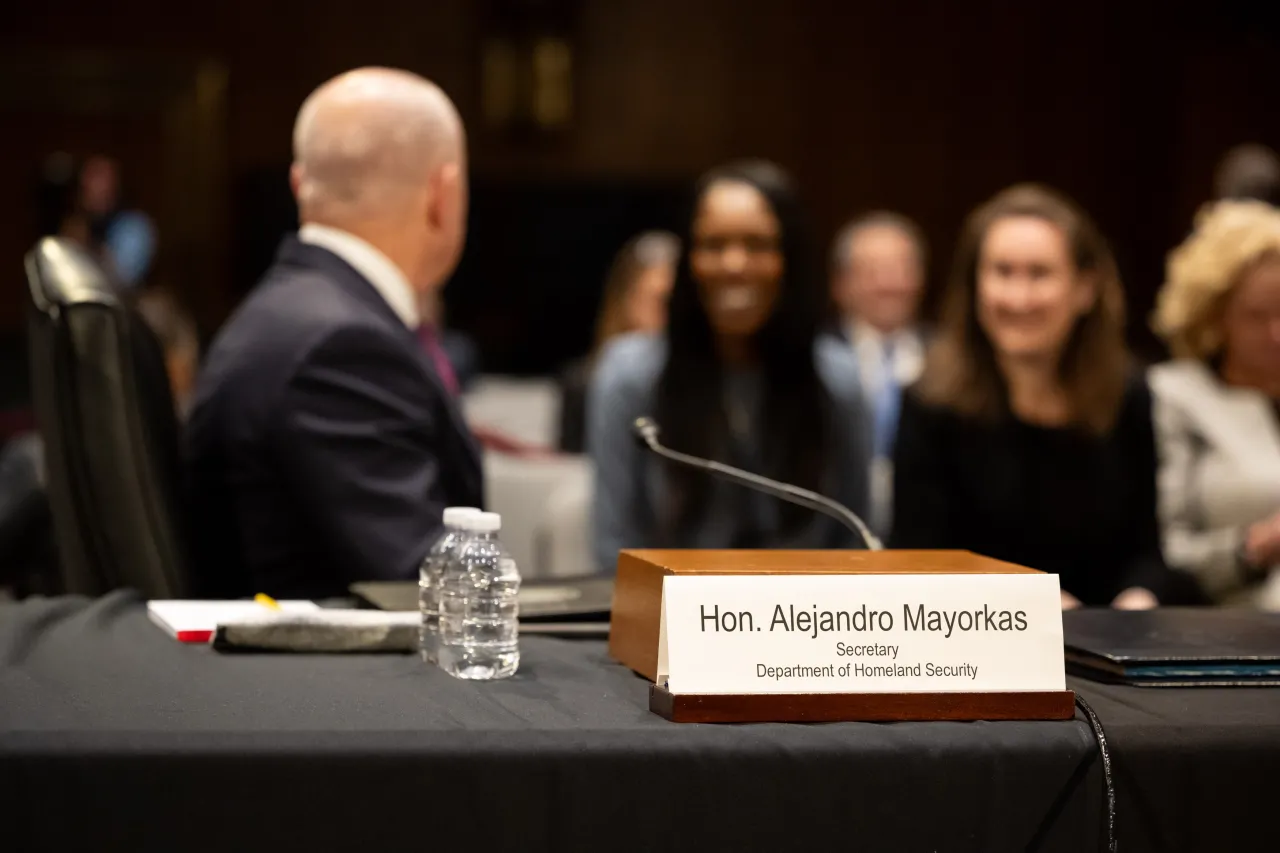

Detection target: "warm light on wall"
[481, 35, 574, 132]
[531, 37, 572, 129]
[481, 39, 520, 126]
[479, 0, 576, 137]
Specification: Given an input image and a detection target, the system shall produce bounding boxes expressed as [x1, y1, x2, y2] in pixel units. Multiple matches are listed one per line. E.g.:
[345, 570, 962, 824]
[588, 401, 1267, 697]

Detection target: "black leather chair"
[23, 237, 190, 598]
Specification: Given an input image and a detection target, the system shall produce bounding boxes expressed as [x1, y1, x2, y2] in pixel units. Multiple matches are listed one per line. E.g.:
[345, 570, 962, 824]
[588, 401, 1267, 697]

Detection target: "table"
[2, 592, 1278, 852]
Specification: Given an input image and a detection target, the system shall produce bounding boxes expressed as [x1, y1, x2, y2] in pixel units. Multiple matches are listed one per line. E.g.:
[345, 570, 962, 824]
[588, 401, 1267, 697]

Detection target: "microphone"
[631, 417, 883, 551]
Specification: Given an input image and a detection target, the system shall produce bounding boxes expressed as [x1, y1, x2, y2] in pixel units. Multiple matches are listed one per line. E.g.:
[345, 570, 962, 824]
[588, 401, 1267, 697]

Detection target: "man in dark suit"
[829, 212, 929, 539]
[186, 68, 481, 598]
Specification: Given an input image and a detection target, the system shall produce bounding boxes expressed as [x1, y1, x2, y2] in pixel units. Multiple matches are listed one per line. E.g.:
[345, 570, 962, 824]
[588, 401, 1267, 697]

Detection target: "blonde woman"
[1151, 200, 1280, 607]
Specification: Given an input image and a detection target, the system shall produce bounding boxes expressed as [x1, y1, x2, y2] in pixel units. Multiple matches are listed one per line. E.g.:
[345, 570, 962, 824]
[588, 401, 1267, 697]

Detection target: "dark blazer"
[889, 375, 1189, 605]
[185, 237, 484, 599]
[589, 333, 871, 574]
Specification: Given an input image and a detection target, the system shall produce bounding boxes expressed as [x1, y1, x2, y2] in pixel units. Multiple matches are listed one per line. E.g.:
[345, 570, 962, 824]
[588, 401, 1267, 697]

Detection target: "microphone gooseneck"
[631, 417, 883, 551]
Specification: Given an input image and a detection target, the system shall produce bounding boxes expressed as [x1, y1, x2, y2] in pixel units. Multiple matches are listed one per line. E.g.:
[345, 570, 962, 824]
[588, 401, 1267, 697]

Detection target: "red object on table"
[469, 424, 558, 459]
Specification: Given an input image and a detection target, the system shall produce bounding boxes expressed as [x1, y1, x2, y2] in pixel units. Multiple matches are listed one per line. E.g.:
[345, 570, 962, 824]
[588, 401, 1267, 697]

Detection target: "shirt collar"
[849, 319, 917, 349]
[298, 223, 419, 328]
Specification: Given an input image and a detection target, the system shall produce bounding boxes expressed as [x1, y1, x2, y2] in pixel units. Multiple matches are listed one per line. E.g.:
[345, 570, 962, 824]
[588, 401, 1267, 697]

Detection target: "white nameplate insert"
[657, 573, 1064, 695]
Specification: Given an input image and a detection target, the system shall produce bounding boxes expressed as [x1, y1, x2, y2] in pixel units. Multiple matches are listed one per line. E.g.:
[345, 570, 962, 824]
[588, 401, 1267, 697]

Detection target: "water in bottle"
[420, 506, 481, 664]
[438, 511, 521, 680]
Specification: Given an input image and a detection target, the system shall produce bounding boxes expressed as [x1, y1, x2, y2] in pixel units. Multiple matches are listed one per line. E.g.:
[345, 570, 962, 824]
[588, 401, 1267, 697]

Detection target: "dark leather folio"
[1064, 608, 1280, 686]
[351, 575, 614, 622]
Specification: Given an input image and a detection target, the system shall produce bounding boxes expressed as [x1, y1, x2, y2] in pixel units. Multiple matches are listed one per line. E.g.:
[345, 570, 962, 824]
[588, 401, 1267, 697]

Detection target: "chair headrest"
[24, 237, 119, 317]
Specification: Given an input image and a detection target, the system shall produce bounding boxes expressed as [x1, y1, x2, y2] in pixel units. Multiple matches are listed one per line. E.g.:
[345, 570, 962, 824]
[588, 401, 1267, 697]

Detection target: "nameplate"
[656, 573, 1064, 695]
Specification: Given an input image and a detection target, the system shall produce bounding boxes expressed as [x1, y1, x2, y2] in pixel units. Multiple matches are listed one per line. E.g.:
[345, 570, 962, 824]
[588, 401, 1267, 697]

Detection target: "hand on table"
[1060, 590, 1082, 610]
[1111, 587, 1158, 610]
[1244, 511, 1280, 569]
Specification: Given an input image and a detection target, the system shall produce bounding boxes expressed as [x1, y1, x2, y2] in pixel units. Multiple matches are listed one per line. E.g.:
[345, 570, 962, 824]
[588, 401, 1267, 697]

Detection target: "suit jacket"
[1150, 359, 1280, 602]
[891, 374, 1185, 604]
[184, 237, 484, 599]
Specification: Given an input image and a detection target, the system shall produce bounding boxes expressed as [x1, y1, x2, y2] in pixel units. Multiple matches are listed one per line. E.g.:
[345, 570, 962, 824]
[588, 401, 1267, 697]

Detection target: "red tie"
[417, 323, 459, 396]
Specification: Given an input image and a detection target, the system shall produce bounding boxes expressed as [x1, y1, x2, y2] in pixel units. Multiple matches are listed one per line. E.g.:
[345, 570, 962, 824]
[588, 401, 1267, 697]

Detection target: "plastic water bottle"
[438, 511, 521, 680]
[420, 506, 481, 664]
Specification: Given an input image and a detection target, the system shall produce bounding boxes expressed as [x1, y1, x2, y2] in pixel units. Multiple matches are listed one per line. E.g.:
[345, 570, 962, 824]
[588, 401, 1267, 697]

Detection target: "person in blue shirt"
[63, 155, 157, 289]
[588, 160, 871, 574]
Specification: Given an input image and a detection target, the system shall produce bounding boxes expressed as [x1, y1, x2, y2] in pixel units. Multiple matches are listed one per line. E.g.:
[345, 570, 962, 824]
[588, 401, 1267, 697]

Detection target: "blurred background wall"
[4, 0, 1279, 379]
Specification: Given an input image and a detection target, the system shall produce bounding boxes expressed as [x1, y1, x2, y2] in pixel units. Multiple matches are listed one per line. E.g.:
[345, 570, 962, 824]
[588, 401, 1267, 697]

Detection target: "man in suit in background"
[186, 68, 482, 599]
[829, 212, 928, 539]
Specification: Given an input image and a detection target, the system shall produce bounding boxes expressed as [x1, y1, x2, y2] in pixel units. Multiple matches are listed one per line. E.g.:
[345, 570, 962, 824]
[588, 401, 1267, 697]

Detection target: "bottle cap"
[470, 511, 501, 533]
[442, 507, 481, 527]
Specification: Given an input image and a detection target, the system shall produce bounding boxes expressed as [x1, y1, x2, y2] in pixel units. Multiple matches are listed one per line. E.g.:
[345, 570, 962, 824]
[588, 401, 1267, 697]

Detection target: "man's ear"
[427, 162, 463, 231]
[289, 163, 304, 199]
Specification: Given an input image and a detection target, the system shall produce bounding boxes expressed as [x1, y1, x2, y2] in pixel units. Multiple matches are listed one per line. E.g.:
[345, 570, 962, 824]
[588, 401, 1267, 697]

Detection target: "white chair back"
[463, 377, 560, 447]
[483, 453, 593, 579]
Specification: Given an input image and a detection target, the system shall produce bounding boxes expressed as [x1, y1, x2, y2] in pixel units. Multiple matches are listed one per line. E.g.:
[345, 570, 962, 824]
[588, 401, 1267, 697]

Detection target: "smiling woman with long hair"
[587, 161, 871, 573]
[891, 184, 1190, 608]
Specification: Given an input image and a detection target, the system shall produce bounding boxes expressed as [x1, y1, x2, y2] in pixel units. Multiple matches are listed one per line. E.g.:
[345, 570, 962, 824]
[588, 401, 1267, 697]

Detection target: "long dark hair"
[654, 160, 830, 538]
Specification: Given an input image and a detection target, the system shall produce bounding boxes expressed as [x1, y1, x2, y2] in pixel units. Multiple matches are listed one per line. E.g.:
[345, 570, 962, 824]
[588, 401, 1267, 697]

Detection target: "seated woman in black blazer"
[891, 184, 1184, 609]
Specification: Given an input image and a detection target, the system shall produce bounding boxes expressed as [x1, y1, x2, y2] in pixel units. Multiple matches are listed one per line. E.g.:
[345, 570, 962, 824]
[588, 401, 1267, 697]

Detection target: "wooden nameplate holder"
[608, 549, 1075, 723]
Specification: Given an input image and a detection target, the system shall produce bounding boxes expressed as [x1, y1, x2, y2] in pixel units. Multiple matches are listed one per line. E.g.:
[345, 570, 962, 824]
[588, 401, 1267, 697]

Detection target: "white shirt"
[847, 320, 925, 405]
[847, 319, 924, 539]
[298, 223, 419, 329]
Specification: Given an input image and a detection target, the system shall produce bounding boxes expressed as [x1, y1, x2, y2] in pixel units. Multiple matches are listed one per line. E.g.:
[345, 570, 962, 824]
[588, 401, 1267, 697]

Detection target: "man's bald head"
[292, 67, 464, 225]
[291, 68, 469, 294]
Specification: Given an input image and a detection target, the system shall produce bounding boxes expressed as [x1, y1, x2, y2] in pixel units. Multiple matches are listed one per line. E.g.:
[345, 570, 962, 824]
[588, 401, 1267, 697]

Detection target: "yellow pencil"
[254, 593, 282, 610]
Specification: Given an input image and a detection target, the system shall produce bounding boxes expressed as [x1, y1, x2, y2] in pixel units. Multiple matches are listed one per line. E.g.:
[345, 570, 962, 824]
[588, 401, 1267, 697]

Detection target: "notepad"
[147, 600, 320, 643]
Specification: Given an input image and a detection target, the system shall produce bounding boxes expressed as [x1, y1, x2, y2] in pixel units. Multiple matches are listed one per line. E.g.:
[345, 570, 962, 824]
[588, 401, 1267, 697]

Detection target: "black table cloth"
[2, 592, 1278, 853]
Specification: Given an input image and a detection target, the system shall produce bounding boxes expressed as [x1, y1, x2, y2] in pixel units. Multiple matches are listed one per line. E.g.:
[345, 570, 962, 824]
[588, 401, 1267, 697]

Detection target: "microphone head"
[632, 416, 660, 448]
